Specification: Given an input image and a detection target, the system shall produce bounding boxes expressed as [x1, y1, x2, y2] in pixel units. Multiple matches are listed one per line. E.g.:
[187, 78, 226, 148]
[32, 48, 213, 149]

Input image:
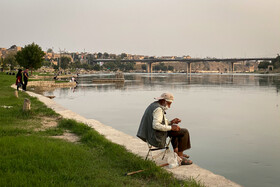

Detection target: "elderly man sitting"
[137, 92, 192, 165]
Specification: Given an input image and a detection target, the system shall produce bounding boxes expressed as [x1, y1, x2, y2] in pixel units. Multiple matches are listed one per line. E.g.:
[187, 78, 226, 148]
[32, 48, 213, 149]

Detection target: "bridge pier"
[147, 62, 152, 73]
[187, 63, 191, 74]
[231, 62, 234, 72]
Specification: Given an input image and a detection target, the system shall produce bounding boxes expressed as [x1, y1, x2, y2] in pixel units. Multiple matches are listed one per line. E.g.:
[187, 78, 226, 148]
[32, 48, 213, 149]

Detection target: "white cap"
[154, 92, 174, 102]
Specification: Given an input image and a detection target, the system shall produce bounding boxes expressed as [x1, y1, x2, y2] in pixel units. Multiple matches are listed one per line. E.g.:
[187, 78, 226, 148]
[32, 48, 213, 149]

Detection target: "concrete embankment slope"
[25, 90, 241, 187]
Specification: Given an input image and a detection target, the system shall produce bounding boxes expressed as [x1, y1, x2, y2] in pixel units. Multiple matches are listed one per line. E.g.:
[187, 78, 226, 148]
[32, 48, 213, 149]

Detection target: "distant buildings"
[1, 45, 193, 66]
[0, 45, 21, 58]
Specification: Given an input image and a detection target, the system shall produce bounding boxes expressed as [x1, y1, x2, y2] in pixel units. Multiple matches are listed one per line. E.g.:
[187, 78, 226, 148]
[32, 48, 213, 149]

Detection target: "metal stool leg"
[162, 137, 172, 160]
[145, 144, 152, 160]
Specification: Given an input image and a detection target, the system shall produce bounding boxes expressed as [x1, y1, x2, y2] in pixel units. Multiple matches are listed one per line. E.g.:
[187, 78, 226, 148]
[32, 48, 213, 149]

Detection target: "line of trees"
[141, 63, 174, 71]
[272, 55, 280, 69]
[258, 55, 280, 70]
[102, 58, 135, 71]
[1, 52, 17, 70]
[154, 63, 174, 71]
[51, 58, 135, 72]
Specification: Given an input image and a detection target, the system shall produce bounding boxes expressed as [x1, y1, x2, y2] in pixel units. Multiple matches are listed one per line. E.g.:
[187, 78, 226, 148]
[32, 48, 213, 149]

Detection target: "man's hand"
[171, 118, 181, 124]
[171, 125, 180, 131]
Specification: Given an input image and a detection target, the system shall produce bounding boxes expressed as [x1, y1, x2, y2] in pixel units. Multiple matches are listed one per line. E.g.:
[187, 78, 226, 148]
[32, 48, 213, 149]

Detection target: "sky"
[1, 0, 280, 58]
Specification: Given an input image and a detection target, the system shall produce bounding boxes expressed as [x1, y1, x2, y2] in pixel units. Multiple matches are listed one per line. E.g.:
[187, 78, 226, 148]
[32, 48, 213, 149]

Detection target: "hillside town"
[0, 45, 278, 74]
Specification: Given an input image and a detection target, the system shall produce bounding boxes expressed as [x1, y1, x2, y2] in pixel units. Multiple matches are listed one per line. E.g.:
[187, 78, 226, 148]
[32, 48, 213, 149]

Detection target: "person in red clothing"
[15, 69, 23, 91]
[22, 68, 29, 91]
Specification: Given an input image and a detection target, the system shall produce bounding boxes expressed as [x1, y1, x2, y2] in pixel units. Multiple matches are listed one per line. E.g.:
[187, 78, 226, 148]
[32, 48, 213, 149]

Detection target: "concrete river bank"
[42, 73, 280, 187]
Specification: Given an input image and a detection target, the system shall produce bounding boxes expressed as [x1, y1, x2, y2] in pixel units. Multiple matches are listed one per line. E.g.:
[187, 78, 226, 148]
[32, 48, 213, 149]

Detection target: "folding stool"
[145, 137, 172, 161]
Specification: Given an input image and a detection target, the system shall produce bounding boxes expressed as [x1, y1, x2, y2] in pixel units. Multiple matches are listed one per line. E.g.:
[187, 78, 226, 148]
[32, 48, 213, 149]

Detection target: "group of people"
[15, 68, 29, 91]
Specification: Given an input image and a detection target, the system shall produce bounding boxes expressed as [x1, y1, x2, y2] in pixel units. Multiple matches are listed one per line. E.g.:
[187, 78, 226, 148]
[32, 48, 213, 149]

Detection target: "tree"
[103, 61, 117, 71]
[42, 61, 51, 67]
[71, 53, 79, 61]
[0, 57, 6, 71]
[53, 64, 59, 70]
[110, 57, 135, 72]
[168, 66, 174, 71]
[123, 62, 135, 71]
[154, 65, 160, 71]
[47, 48, 53, 53]
[9, 45, 17, 49]
[120, 53, 127, 59]
[258, 61, 270, 69]
[103, 52, 109, 59]
[15, 43, 45, 72]
[70, 61, 81, 69]
[4, 52, 18, 70]
[97, 52, 103, 59]
[162, 65, 168, 71]
[81, 63, 93, 70]
[272, 55, 280, 69]
[93, 64, 101, 71]
[141, 64, 147, 70]
[60, 56, 71, 70]
[87, 54, 96, 63]
[112, 57, 133, 72]
[154, 62, 168, 71]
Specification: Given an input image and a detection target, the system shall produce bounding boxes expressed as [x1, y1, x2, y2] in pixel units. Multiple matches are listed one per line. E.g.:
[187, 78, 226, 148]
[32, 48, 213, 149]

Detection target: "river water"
[44, 73, 280, 187]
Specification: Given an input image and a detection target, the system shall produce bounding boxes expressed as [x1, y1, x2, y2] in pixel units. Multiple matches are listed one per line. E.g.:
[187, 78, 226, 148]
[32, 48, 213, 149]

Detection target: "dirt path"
[34, 116, 80, 143]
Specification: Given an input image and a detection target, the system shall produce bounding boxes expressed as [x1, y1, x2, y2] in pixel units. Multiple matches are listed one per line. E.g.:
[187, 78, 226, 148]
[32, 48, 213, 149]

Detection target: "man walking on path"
[23, 68, 29, 91]
[137, 92, 192, 165]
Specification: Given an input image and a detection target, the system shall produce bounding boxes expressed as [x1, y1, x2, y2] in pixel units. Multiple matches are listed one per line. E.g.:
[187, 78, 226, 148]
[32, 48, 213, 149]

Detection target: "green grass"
[0, 72, 203, 186]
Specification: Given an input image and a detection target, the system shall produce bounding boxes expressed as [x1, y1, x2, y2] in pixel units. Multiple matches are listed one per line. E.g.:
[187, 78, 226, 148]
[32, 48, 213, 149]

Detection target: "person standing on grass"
[137, 92, 193, 165]
[23, 68, 29, 91]
[15, 69, 23, 91]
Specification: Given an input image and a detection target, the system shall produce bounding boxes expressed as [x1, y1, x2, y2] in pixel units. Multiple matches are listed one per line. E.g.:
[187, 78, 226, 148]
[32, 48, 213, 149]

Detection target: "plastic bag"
[166, 152, 181, 168]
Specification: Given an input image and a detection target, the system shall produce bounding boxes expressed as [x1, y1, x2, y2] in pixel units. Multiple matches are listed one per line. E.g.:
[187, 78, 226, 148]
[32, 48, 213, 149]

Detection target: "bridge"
[91, 57, 275, 73]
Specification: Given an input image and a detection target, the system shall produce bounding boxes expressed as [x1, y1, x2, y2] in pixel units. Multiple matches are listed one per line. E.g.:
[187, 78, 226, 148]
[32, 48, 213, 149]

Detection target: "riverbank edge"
[28, 81, 76, 87]
[18, 86, 241, 187]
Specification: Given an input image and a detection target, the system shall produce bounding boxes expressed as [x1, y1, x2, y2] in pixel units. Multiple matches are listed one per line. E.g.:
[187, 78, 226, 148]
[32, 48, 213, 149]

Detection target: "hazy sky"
[1, 0, 280, 58]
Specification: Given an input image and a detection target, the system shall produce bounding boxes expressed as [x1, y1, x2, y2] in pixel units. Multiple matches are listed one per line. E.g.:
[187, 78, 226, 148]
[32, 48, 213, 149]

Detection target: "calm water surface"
[44, 73, 280, 187]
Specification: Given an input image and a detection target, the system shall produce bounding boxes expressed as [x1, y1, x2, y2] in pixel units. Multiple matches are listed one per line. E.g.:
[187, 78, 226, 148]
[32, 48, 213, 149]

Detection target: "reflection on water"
[44, 73, 280, 187]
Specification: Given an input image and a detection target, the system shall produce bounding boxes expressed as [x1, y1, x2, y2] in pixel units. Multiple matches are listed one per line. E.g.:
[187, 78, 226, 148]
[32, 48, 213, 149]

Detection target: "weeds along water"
[0, 72, 202, 187]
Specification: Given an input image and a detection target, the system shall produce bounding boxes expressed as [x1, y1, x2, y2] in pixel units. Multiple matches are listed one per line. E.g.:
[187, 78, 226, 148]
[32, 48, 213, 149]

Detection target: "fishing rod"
[125, 163, 169, 176]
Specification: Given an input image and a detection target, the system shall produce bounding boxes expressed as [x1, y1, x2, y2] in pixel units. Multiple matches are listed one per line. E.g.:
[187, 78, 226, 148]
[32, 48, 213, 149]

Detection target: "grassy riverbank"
[0, 72, 202, 186]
